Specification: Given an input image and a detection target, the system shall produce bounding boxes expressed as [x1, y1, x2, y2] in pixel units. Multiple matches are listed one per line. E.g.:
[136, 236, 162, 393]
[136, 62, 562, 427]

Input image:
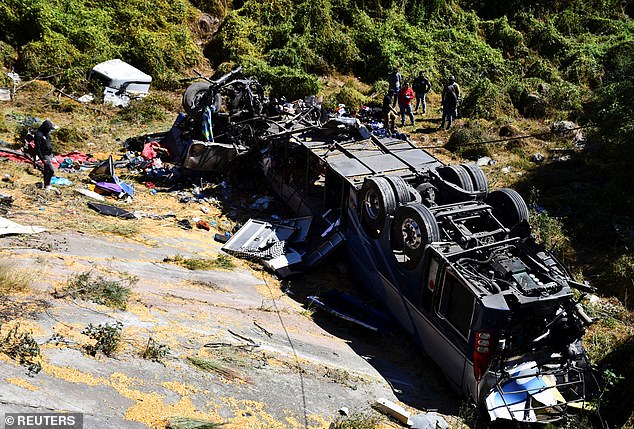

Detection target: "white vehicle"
[89, 59, 152, 107]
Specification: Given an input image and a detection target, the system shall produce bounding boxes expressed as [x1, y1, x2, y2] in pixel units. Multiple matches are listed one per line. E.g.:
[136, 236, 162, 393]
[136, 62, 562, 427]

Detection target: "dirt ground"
[0, 184, 460, 428]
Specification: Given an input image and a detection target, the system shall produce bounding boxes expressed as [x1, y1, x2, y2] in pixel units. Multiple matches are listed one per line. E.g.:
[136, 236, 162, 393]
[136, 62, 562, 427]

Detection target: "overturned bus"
[136, 68, 602, 425]
[248, 118, 602, 425]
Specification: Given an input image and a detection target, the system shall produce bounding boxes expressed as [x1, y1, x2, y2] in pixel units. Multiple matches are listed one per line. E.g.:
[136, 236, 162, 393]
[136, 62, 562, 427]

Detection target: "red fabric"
[0, 147, 94, 167]
[397, 87, 415, 105]
[0, 152, 33, 163]
[52, 151, 95, 167]
[142, 141, 161, 161]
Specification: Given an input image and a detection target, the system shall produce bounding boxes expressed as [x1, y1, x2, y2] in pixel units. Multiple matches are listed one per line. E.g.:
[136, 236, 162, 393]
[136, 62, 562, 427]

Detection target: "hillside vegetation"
[0, 0, 633, 427]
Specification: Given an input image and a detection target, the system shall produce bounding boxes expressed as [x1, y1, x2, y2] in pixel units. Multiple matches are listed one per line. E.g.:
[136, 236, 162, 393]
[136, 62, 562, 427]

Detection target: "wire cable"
[416, 124, 593, 149]
[260, 271, 309, 429]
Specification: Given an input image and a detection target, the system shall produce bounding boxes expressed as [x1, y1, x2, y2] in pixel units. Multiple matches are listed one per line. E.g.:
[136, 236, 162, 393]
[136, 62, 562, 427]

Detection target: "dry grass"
[166, 417, 225, 429]
[0, 262, 34, 293]
[187, 356, 243, 381]
[165, 254, 235, 271]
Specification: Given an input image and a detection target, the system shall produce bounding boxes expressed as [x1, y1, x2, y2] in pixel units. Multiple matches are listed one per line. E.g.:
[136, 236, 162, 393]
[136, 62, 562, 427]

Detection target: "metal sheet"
[327, 157, 373, 178]
[222, 219, 296, 253]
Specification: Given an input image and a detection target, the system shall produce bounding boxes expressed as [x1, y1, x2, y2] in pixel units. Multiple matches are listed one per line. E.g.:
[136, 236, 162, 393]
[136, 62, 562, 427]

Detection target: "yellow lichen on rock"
[41, 362, 107, 386]
[6, 377, 40, 391]
[162, 381, 200, 396]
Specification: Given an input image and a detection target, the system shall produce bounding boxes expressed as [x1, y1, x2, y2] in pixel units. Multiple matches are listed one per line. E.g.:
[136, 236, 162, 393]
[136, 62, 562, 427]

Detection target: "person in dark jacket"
[387, 67, 402, 107]
[412, 71, 432, 114]
[382, 90, 398, 134]
[34, 119, 56, 190]
[440, 76, 460, 130]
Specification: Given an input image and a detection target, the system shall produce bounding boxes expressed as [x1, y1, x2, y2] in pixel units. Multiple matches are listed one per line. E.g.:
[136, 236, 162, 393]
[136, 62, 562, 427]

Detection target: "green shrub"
[545, 81, 585, 119]
[525, 57, 560, 82]
[460, 77, 514, 119]
[599, 254, 634, 308]
[142, 337, 170, 363]
[562, 45, 605, 86]
[117, 94, 168, 125]
[528, 189, 573, 259]
[61, 271, 134, 310]
[526, 19, 571, 59]
[167, 417, 225, 429]
[189, 0, 229, 17]
[0, 323, 42, 374]
[480, 16, 524, 56]
[165, 254, 235, 271]
[0, 41, 17, 68]
[445, 124, 494, 158]
[82, 322, 122, 357]
[2, 0, 201, 90]
[245, 61, 321, 99]
[326, 80, 368, 111]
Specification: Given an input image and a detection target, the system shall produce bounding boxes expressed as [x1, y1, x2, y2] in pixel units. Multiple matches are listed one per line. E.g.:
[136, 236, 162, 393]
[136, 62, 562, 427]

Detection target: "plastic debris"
[50, 176, 72, 186]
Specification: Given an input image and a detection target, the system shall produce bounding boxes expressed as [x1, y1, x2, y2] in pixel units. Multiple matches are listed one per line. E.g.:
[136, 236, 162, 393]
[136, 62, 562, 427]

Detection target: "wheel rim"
[364, 189, 380, 220]
[401, 217, 422, 250]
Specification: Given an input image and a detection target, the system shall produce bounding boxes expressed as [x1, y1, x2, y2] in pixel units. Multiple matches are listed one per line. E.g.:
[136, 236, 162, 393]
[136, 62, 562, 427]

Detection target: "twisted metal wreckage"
[132, 67, 605, 426]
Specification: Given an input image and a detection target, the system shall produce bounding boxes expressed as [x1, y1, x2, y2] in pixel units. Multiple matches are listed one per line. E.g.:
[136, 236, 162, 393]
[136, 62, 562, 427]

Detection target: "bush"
[2, 0, 202, 90]
[0, 41, 17, 68]
[480, 16, 525, 56]
[142, 337, 170, 363]
[445, 124, 494, 158]
[528, 188, 573, 259]
[599, 254, 634, 308]
[0, 323, 42, 374]
[117, 94, 168, 125]
[330, 411, 383, 429]
[545, 81, 585, 119]
[61, 271, 134, 310]
[326, 80, 368, 111]
[460, 77, 514, 119]
[245, 61, 321, 99]
[164, 254, 235, 271]
[82, 321, 122, 357]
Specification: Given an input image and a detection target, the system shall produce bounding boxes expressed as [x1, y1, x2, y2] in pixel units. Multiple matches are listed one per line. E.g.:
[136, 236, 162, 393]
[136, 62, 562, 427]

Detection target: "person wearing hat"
[440, 76, 460, 130]
[34, 119, 57, 191]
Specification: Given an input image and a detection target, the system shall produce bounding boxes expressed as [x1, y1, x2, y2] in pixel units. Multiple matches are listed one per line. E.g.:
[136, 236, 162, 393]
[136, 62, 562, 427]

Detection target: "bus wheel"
[385, 175, 414, 206]
[360, 177, 397, 238]
[459, 164, 489, 197]
[183, 81, 211, 118]
[486, 188, 530, 238]
[392, 203, 439, 270]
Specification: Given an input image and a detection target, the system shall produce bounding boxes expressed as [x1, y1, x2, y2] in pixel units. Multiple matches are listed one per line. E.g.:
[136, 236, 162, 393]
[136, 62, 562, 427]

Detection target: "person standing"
[34, 119, 57, 191]
[382, 90, 398, 134]
[412, 71, 432, 114]
[440, 76, 460, 130]
[397, 82, 415, 127]
[387, 67, 402, 107]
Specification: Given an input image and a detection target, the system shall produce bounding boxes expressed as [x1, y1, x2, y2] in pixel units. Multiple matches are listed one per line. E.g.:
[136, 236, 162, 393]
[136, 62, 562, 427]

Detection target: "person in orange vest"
[397, 82, 415, 127]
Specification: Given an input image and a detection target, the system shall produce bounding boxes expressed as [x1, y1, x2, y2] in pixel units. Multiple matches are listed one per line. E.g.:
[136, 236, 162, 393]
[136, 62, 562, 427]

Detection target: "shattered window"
[438, 273, 475, 339]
